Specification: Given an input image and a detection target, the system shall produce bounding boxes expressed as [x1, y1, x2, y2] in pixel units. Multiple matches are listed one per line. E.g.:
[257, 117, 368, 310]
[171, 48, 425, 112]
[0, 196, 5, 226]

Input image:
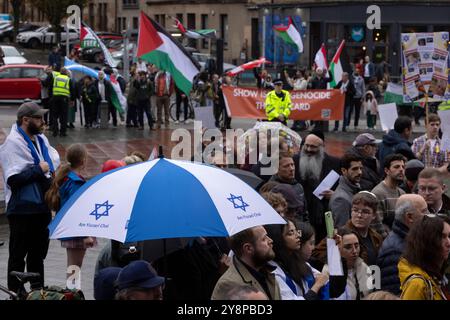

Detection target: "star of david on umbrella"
[227, 194, 249, 212]
[90, 201, 113, 220]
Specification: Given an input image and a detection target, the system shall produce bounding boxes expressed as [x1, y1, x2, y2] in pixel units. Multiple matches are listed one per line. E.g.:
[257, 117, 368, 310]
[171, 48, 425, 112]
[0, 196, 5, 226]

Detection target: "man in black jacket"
[0, 102, 60, 292]
[334, 72, 356, 132]
[310, 68, 333, 131]
[376, 194, 427, 295]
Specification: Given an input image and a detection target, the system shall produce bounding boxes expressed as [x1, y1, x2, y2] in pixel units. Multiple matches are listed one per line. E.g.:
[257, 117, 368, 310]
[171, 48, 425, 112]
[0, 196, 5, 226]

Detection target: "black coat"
[376, 219, 409, 295]
[335, 80, 356, 106]
[293, 152, 340, 241]
[94, 79, 114, 104]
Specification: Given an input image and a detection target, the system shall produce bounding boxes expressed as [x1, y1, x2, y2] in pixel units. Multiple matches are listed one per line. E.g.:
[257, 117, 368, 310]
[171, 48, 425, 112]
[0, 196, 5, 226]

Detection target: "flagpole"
[262, 8, 268, 69]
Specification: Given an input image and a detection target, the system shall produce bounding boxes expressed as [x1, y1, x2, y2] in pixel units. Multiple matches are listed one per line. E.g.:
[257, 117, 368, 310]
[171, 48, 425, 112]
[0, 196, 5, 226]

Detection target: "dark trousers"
[126, 103, 138, 126]
[51, 96, 69, 134]
[41, 97, 51, 125]
[334, 104, 352, 130]
[137, 99, 153, 128]
[83, 102, 97, 127]
[213, 102, 222, 127]
[7, 213, 51, 292]
[352, 98, 362, 127]
[108, 103, 117, 126]
[367, 112, 377, 128]
[176, 92, 189, 121]
[156, 96, 170, 125]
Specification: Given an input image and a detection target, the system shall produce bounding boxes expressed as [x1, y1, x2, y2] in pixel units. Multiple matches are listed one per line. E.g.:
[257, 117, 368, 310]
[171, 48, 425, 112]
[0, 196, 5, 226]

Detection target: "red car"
[0, 64, 46, 101]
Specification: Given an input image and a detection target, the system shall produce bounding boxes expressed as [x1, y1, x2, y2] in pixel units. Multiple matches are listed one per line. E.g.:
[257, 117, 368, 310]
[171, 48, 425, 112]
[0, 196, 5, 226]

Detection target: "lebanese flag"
[273, 17, 303, 53]
[314, 43, 328, 71]
[172, 17, 216, 39]
[226, 58, 269, 76]
[138, 12, 200, 95]
[329, 40, 345, 88]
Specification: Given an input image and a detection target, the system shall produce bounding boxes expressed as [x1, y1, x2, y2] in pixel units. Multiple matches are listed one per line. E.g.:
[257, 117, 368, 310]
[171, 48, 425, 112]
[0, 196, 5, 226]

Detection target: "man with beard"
[293, 131, 340, 242]
[330, 153, 363, 227]
[371, 154, 406, 238]
[211, 226, 281, 300]
[0, 102, 60, 292]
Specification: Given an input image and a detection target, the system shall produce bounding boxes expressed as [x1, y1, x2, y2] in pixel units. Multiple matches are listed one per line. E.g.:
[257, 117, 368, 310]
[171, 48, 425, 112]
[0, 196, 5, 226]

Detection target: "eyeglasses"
[351, 207, 373, 216]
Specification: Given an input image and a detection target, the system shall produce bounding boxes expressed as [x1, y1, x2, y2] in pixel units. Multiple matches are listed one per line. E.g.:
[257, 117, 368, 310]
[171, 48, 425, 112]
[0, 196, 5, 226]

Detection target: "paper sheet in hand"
[327, 238, 344, 276]
[313, 170, 340, 200]
[438, 110, 450, 152]
[378, 103, 398, 132]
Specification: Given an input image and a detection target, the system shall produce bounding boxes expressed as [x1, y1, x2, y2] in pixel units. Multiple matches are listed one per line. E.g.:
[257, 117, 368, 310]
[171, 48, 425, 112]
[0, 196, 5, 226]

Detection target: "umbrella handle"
[158, 145, 164, 158]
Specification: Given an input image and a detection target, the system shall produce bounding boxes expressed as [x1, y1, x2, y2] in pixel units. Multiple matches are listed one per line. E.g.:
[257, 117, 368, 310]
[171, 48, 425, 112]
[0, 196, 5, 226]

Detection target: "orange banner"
[222, 86, 345, 120]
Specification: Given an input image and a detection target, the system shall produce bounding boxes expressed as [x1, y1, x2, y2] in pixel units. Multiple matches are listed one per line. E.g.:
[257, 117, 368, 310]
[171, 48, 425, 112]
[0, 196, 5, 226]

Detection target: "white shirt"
[98, 80, 105, 101]
[364, 63, 370, 77]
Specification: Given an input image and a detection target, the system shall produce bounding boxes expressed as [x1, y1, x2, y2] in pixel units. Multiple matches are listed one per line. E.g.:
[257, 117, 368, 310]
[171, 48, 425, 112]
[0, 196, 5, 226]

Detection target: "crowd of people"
[1, 94, 449, 300]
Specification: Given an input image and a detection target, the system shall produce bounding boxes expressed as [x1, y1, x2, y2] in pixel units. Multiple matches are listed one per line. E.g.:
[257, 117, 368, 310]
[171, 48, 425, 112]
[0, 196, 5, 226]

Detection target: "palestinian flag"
[329, 40, 345, 89]
[226, 58, 269, 76]
[138, 12, 200, 95]
[273, 17, 303, 53]
[80, 22, 119, 68]
[172, 17, 216, 39]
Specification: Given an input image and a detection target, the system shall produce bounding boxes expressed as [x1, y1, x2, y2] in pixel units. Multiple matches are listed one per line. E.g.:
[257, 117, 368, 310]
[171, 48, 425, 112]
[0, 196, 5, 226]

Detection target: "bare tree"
[10, 0, 23, 43]
[30, 0, 87, 44]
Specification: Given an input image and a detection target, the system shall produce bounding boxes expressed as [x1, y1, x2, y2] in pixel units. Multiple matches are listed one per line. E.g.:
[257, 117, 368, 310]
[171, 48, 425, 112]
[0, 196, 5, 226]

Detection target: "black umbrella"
[140, 238, 193, 263]
[222, 168, 264, 190]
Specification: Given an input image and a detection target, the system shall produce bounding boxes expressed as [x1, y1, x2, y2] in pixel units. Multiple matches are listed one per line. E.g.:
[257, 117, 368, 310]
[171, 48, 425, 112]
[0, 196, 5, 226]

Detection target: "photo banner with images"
[401, 32, 450, 103]
[222, 86, 344, 120]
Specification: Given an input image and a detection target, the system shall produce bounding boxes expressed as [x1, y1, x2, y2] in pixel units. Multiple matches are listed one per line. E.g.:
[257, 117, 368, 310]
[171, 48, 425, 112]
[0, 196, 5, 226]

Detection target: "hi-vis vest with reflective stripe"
[53, 74, 70, 97]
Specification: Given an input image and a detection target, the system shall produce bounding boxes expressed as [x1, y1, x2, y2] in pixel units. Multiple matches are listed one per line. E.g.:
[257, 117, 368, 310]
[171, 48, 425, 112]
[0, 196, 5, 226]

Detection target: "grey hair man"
[376, 194, 428, 295]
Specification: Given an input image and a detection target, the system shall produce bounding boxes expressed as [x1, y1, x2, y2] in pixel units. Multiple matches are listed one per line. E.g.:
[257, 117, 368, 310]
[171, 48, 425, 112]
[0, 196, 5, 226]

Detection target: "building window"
[220, 14, 228, 48]
[176, 13, 183, 23]
[155, 15, 159, 23]
[187, 13, 196, 48]
[160, 14, 165, 28]
[89, 3, 95, 28]
[201, 14, 208, 49]
[133, 17, 138, 30]
[122, 0, 139, 9]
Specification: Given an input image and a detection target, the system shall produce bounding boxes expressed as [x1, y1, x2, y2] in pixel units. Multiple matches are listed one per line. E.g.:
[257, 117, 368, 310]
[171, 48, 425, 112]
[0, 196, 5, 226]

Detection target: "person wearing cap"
[0, 102, 60, 293]
[94, 267, 122, 300]
[264, 78, 292, 125]
[115, 260, 165, 300]
[400, 159, 424, 193]
[412, 113, 449, 169]
[348, 133, 381, 191]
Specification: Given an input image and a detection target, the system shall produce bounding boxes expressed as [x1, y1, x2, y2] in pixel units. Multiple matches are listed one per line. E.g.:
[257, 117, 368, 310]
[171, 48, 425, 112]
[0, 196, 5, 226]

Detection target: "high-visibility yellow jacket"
[264, 89, 292, 121]
[52, 73, 71, 97]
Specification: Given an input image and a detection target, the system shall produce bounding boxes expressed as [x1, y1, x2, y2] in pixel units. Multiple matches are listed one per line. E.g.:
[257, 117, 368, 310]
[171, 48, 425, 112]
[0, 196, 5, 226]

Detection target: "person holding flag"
[264, 79, 292, 125]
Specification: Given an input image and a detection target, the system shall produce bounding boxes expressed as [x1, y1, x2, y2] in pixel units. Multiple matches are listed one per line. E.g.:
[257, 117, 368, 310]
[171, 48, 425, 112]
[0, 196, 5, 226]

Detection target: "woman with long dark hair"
[399, 215, 450, 300]
[266, 219, 328, 300]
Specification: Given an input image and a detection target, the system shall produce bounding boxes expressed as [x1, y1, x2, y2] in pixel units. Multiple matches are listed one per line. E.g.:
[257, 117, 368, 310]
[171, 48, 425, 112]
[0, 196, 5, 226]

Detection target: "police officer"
[264, 79, 292, 125]
[51, 67, 72, 137]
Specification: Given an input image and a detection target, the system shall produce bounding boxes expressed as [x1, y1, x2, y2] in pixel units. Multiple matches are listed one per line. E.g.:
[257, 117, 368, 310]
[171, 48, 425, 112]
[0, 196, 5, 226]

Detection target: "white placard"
[438, 110, 450, 152]
[193, 106, 216, 129]
[313, 170, 340, 200]
[326, 238, 344, 276]
[378, 103, 398, 132]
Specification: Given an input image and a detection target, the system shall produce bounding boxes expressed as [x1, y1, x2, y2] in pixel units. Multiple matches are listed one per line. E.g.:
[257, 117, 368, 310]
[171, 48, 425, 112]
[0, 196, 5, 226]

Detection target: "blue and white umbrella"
[48, 158, 285, 242]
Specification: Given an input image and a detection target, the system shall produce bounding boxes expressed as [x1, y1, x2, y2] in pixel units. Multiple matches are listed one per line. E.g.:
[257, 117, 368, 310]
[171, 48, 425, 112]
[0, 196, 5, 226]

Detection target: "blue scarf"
[17, 125, 55, 173]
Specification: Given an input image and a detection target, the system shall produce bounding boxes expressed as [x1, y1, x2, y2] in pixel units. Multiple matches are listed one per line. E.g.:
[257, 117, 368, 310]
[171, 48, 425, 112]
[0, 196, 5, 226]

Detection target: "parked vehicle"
[0, 23, 40, 43]
[192, 52, 236, 73]
[16, 25, 79, 48]
[0, 45, 27, 64]
[78, 36, 123, 63]
[0, 64, 46, 101]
